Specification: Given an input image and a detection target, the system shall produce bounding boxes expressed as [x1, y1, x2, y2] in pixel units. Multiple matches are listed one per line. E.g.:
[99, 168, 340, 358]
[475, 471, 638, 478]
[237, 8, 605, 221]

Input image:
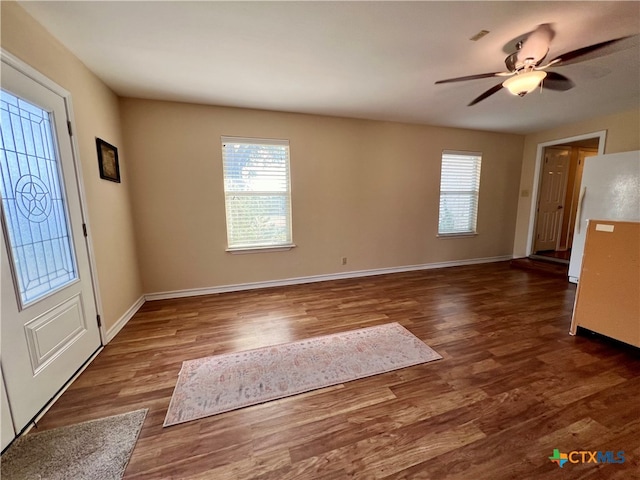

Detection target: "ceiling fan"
[435, 24, 632, 106]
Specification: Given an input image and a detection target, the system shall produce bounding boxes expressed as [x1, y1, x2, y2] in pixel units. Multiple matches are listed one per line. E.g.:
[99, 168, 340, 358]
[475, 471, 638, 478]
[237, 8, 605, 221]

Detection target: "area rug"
[1, 409, 147, 480]
[164, 322, 441, 426]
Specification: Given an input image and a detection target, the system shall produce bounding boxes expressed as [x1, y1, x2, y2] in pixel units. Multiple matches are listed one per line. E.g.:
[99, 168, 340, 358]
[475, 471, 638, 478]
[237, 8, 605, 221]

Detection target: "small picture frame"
[96, 138, 121, 183]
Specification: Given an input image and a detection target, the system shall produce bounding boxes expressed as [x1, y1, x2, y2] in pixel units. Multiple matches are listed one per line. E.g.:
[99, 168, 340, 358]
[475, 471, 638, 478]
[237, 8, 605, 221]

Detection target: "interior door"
[534, 146, 570, 252]
[565, 148, 598, 248]
[1, 61, 101, 433]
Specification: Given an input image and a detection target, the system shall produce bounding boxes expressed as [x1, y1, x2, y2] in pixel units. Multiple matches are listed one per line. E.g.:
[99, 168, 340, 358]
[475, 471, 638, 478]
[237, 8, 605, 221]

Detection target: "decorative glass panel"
[0, 89, 77, 306]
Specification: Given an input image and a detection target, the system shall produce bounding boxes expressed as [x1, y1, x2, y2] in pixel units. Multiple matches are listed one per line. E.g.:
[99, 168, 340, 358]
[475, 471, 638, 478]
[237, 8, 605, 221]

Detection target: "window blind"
[438, 151, 482, 235]
[221, 137, 292, 249]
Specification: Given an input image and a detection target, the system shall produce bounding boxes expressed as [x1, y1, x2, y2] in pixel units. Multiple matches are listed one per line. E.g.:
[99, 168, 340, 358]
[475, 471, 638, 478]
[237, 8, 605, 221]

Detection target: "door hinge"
[67, 121, 72, 136]
[96, 315, 102, 327]
[82, 223, 88, 237]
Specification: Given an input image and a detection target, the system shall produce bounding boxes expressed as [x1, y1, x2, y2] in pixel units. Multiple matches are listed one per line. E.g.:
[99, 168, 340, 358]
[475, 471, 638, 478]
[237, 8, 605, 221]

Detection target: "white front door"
[534, 146, 570, 252]
[1, 369, 14, 450]
[1, 61, 101, 433]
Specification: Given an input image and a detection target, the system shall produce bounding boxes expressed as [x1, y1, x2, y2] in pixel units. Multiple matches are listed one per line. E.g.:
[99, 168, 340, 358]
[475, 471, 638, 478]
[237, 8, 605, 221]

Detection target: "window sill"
[437, 233, 478, 239]
[226, 244, 297, 254]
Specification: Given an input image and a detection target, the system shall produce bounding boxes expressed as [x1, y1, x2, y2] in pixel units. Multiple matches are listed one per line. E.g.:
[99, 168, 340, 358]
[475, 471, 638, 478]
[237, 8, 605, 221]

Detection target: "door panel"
[1, 61, 101, 432]
[23, 294, 87, 374]
[534, 147, 570, 252]
[565, 148, 597, 248]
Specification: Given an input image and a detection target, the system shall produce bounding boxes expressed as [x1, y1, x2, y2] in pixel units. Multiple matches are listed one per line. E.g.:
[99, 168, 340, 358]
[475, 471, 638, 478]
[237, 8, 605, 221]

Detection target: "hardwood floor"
[534, 249, 572, 262]
[32, 262, 640, 479]
[510, 257, 569, 277]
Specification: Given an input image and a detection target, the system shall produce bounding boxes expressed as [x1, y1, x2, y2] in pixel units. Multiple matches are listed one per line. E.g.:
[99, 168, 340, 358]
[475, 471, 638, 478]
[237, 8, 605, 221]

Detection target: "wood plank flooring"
[32, 262, 640, 479]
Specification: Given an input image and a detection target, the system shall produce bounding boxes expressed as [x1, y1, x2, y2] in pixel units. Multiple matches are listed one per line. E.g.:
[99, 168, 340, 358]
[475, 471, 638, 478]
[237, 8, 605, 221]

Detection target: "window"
[221, 137, 293, 251]
[438, 151, 482, 236]
[1, 90, 78, 306]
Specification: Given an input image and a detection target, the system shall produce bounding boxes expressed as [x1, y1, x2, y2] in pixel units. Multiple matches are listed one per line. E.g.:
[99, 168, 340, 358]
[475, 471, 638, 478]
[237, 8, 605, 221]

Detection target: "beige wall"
[1, 2, 143, 331]
[5, 0, 636, 307]
[120, 98, 524, 294]
[513, 108, 640, 257]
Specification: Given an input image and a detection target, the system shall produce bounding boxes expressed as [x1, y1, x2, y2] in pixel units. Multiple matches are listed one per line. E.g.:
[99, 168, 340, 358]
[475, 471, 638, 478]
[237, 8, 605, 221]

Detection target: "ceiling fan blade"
[542, 71, 575, 91]
[547, 35, 635, 66]
[468, 83, 504, 106]
[435, 72, 508, 84]
[518, 24, 555, 64]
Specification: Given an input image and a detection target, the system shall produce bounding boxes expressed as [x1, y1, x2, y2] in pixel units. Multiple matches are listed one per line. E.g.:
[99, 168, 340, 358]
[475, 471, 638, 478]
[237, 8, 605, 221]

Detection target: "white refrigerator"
[568, 150, 640, 283]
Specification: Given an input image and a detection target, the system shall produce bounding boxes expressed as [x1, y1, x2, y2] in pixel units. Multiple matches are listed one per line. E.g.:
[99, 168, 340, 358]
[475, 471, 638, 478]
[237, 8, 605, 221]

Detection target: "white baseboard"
[145, 255, 513, 301]
[105, 295, 146, 343]
[103, 256, 513, 338]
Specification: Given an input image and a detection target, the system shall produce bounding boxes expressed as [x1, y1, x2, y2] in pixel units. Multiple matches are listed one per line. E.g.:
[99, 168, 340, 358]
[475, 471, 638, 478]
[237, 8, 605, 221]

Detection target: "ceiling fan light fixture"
[503, 70, 547, 96]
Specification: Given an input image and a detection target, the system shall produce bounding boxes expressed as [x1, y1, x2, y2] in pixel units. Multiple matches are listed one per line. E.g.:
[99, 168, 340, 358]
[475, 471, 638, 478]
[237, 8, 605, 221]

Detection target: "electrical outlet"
[341, 257, 347, 265]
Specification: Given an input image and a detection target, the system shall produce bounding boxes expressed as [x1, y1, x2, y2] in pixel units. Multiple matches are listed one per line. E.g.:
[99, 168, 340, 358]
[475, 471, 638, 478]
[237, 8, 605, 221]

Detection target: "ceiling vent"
[470, 30, 490, 41]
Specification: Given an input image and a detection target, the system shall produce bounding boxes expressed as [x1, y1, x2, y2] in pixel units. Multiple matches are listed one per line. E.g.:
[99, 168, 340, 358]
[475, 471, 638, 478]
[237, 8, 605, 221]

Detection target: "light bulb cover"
[503, 71, 547, 96]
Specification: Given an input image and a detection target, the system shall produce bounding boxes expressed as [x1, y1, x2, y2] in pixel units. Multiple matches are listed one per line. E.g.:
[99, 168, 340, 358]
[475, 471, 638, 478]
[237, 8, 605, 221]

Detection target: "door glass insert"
[0, 89, 77, 307]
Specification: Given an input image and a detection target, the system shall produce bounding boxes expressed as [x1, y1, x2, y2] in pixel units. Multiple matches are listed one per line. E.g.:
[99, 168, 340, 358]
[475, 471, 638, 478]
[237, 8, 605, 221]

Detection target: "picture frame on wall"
[96, 138, 121, 183]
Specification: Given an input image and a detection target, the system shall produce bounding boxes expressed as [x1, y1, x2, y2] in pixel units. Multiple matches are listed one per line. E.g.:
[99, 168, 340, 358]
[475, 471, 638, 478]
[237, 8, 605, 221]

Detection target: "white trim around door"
[525, 130, 606, 257]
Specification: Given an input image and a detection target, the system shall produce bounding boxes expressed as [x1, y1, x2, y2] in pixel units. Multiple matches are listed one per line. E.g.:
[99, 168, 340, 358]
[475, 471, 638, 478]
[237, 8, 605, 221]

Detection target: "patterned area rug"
[164, 322, 441, 426]
[1, 409, 147, 480]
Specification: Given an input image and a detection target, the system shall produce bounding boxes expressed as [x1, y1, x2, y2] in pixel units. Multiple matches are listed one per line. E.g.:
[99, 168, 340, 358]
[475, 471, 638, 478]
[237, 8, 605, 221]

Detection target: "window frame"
[437, 150, 482, 237]
[220, 136, 295, 253]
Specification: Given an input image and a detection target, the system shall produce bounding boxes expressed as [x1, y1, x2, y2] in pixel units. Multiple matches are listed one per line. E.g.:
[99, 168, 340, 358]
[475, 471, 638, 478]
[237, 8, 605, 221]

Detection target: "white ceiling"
[18, 1, 640, 135]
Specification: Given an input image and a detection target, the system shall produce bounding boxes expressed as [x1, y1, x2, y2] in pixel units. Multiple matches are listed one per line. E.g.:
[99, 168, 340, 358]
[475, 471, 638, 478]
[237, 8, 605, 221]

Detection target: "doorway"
[1, 55, 102, 440]
[533, 146, 571, 256]
[527, 132, 605, 264]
